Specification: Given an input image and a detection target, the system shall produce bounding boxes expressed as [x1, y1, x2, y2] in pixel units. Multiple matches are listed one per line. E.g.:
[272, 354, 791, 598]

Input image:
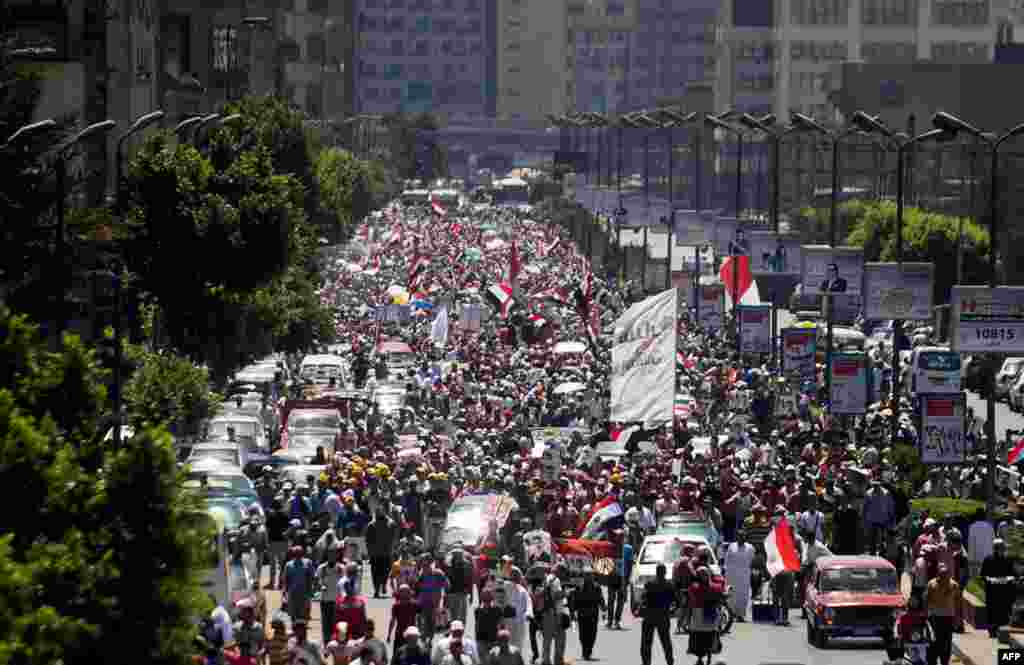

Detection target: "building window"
[790, 40, 848, 61]
[466, 0, 480, 11]
[161, 15, 191, 80]
[932, 0, 989, 26]
[931, 41, 988, 60]
[307, 83, 322, 116]
[862, 0, 916, 25]
[211, 25, 238, 72]
[791, 0, 848, 25]
[507, 41, 521, 51]
[607, 2, 625, 15]
[568, 3, 585, 15]
[734, 0, 774, 26]
[308, 0, 328, 12]
[391, 39, 405, 55]
[306, 34, 325, 64]
[861, 41, 916, 62]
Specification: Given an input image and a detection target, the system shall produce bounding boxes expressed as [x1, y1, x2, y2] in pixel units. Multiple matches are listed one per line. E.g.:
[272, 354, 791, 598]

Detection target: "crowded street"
[173, 185, 1024, 665]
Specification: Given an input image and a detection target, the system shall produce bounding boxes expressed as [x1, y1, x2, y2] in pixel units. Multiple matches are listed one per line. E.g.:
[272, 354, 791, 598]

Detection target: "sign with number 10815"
[958, 321, 1024, 352]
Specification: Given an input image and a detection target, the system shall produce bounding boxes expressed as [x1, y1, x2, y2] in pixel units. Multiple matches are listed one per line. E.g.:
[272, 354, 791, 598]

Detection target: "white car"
[186, 441, 247, 471]
[996, 358, 1024, 402]
[629, 534, 720, 614]
[207, 413, 268, 452]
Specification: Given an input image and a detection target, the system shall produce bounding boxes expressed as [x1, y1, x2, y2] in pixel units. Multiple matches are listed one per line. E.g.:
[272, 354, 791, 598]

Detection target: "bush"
[909, 498, 986, 521]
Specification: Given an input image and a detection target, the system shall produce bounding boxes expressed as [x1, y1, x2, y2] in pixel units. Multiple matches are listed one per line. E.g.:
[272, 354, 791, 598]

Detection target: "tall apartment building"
[565, 0, 638, 115]
[495, 0, 566, 122]
[277, 0, 352, 120]
[352, 0, 497, 121]
[627, 0, 719, 111]
[716, 0, 1023, 121]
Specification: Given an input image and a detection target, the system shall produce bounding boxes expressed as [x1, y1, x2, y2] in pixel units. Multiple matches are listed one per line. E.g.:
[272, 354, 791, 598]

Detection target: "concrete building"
[352, 0, 497, 121]
[716, 0, 1024, 122]
[278, 0, 352, 121]
[565, 0, 638, 115]
[495, 0, 567, 122]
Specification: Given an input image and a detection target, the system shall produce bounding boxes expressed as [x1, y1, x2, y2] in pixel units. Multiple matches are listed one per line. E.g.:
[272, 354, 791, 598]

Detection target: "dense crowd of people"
[202, 199, 1024, 665]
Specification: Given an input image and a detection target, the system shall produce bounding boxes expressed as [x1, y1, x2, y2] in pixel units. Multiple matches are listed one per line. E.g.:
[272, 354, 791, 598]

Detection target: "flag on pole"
[720, 255, 761, 306]
[764, 518, 802, 577]
[431, 305, 449, 347]
[486, 282, 514, 318]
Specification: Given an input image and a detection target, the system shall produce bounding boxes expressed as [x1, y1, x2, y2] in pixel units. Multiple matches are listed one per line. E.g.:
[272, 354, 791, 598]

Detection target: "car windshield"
[640, 540, 687, 565]
[207, 503, 244, 530]
[210, 421, 259, 437]
[192, 474, 253, 494]
[290, 414, 339, 430]
[301, 364, 343, 383]
[820, 567, 899, 593]
[189, 449, 239, 466]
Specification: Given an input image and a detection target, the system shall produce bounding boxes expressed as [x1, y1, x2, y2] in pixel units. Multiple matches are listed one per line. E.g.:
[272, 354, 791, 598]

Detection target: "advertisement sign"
[919, 393, 967, 464]
[781, 327, 817, 384]
[674, 209, 711, 246]
[698, 284, 724, 331]
[952, 285, 1024, 353]
[829, 352, 868, 415]
[863, 262, 935, 321]
[748, 231, 802, 275]
[739, 305, 772, 354]
[801, 245, 864, 296]
[610, 289, 677, 424]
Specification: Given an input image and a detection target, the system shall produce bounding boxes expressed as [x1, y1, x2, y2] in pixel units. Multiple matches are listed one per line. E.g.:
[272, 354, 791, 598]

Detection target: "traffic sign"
[952, 286, 1024, 353]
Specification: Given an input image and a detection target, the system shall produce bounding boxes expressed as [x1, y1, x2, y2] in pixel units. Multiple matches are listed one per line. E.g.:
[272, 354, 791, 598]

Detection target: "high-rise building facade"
[717, 0, 1023, 121]
[277, 0, 352, 121]
[352, 0, 497, 120]
[627, 0, 718, 111]
[565, 0, 638, 115]
[495, 0, 567, 122]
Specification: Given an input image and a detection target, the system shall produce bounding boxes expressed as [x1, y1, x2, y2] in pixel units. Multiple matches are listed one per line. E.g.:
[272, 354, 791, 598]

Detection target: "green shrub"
[909, 498, 986, 521]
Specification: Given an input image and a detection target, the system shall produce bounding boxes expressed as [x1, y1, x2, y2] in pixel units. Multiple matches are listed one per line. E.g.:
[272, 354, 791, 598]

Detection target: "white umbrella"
[553, 381, 586, 395]
[344, 262, 364, 273]
[554, 341, 587, 355]
[386, 284, 406, 297]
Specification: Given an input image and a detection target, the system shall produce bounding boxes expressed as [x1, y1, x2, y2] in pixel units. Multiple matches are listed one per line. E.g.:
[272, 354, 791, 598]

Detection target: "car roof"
[642, 534, 710, 547]
[301, 355, 344, 365]
[290, 409, 340, 417]
[211, 414, 262, 424]
[191, 441, 242, 451]
[816, 555, 895, 570]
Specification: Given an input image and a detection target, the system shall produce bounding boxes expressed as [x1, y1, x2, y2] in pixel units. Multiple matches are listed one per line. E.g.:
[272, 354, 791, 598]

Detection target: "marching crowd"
[201, 199, 1024, 665]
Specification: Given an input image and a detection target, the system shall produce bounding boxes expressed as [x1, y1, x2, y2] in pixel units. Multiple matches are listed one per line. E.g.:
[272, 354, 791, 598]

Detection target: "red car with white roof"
[804, 555, 904, 649]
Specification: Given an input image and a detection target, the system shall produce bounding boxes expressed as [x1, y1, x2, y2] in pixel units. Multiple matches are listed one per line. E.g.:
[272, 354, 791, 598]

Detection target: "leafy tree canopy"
[0, 308, 209, 665]
[840, 200, 990, 303]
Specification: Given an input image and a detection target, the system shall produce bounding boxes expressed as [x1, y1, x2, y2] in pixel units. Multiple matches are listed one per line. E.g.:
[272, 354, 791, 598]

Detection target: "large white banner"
[611, 288, 677, 425]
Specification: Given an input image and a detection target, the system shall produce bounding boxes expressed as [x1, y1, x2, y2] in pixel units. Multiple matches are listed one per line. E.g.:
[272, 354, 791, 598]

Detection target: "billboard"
[800, 245, 864, 296]
[829, 352, 868, 415]
[739, 305, 772, 354]
[698, 284, 724, 331]
[748, 231, 802, 275]
[781, 327, 817, 384]
[951, 285, 1024, 353]
[863, 262, 935, 321]
[920, 393, 967, 464]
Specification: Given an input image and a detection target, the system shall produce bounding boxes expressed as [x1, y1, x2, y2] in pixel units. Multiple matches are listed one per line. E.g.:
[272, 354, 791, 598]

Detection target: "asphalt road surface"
[358, 596, 891, 665]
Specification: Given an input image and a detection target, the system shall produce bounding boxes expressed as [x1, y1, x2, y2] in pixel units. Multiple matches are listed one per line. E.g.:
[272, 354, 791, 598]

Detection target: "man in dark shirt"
[366, 509, 397, 598]
[639, 563, 675, 665]
[265, 499, 291, 590]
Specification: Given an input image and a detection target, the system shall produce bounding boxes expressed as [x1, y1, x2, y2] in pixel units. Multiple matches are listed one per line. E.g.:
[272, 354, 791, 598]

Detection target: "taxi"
[804, 555, 903, 649]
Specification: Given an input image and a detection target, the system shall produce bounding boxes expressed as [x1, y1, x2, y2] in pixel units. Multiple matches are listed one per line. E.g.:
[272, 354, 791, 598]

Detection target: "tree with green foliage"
[0, 307, 209, 665]
[380, 112, 448, 180]
[123, 342, 223, 439]
[314, 147, 377, 239]
[840, 200, 990, 304]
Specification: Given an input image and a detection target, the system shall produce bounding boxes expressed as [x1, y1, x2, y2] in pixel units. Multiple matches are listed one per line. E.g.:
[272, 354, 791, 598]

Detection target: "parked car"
[186, 441, 247, 472]
[995, 358, 1024, 402]
[804, 555, 903, 649]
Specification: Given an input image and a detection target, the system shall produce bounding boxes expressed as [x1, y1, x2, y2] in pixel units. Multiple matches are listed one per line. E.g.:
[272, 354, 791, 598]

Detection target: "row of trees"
[0, 46, 397, 662]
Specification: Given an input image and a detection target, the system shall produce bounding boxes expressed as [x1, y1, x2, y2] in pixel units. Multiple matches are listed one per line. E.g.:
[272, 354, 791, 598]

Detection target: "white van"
[299, 354, 347, 386]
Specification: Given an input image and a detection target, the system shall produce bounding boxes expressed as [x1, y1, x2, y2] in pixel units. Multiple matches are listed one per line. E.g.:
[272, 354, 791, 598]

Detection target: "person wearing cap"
[288, 618, 324, 665]
[925, 563, 959, 665]
[431, 620, 479, 665]
[982, 538, 1017, 637]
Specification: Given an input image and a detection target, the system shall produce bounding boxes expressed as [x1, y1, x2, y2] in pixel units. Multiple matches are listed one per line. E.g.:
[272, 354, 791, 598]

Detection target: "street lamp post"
[789, 113, 862, 413]
[705, 113, 745, 352]
[55, 120, 117, 338]
[116, 111, 165, 213]
[851, 111, 951, 443]
[739, 113, 794, 361]
[173, 116, 203, 141]
[931, 111, 1024, 518]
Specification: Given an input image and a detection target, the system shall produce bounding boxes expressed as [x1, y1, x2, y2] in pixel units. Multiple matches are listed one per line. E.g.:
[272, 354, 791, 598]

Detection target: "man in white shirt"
[967, 509, 995, 579]
[797, 496, 826, 545]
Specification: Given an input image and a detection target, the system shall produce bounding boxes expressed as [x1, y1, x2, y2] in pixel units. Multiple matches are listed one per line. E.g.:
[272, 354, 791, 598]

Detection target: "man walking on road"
[639, 563, 675, 665]
[723, 530, 754, 622]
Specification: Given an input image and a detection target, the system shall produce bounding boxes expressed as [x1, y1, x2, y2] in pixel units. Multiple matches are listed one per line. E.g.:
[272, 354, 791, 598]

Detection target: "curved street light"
[3, 118, 58, 149]
[116, 110, 165, 211]
[174, 116, 204, 141]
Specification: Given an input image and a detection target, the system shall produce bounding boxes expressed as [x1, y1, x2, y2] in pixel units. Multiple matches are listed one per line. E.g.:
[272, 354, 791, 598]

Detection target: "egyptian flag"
[765, 518, 802, 577]
[486, 282, 515, 319]
[1009, 437, 1024, 465]
[580, 497, 625, 540]
[432, 196, 447, 217]
[531, 286, 571, 307]
[719, 254, 761, 306]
